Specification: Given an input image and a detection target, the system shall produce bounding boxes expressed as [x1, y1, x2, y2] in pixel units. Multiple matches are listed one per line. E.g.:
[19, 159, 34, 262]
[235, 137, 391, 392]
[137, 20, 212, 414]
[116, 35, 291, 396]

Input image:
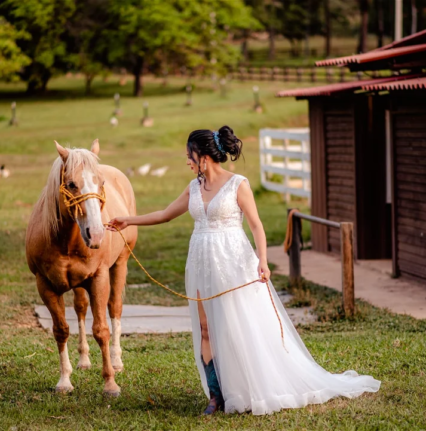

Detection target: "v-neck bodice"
[188, 174, 248, 232]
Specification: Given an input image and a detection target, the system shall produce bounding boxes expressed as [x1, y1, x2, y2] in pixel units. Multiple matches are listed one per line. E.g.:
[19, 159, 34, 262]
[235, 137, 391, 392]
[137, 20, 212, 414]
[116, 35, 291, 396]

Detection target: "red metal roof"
[374, 29, 426, 51]
[277, 74, 425, 98]
[277, 77, 400, 97]
[315, 44, 426, 67]
[362, 76, 426, 91]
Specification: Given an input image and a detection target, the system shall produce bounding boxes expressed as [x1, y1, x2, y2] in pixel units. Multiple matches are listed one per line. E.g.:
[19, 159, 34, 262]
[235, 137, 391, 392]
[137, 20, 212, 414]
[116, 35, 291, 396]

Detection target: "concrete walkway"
[268, 246, 426, 319]
[35, 294, 315, 335]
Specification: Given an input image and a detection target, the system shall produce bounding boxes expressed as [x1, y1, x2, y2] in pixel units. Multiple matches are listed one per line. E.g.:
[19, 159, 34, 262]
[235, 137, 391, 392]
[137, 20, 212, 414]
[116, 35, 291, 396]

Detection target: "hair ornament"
[212, 131, 226, 154]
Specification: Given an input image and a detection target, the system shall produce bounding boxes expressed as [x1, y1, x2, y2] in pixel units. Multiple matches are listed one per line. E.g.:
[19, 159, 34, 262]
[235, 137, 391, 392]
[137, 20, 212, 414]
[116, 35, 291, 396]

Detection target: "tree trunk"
[418, 0, 424, 31]
[305, 0, 311, 57]
[41, 69, 51, 93]
[411, 0, 418, 34]
[324, 0, 331, 57]
[85, 75, 94, 95]
[241, 29, 249, 62]
[268, 27, 276, 61]
[26, 79, 38, 95]
[357, 0, 369, 53]
[376, 0, 384, 47]
[133, 55, 144, 97]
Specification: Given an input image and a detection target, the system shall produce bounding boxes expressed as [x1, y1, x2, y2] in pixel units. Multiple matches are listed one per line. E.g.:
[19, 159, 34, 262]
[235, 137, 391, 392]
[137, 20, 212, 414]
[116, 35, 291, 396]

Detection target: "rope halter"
[59, 167, 106, 220]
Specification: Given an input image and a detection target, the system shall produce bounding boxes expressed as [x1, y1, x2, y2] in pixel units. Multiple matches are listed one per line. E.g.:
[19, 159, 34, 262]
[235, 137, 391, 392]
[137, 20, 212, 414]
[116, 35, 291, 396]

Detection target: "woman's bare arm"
[107, 185, 190, 230]
[237, 180, 271, 281]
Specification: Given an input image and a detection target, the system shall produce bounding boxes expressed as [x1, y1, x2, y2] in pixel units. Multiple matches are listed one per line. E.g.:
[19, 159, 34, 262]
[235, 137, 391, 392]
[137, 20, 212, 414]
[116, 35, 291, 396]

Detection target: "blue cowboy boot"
[202, 357, 225, 415]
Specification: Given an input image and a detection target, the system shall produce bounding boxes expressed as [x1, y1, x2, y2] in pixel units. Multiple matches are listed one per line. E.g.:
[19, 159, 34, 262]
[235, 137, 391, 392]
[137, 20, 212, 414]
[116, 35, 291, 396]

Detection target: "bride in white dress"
[108, 126, 380, 415]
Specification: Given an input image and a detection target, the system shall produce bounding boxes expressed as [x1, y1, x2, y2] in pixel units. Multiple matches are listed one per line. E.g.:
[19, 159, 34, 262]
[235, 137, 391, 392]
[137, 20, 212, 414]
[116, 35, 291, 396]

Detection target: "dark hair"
[186, 125, 243, 186]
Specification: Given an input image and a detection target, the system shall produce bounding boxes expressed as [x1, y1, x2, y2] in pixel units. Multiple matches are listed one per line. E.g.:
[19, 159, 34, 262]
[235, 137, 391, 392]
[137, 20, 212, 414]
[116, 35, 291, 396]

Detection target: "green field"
[1, 76, 425, 430]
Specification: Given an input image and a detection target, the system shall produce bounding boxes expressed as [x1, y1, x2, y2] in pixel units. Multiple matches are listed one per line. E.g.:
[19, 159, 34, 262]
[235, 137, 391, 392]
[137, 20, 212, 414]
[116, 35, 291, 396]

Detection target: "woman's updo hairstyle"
[187, 125, 243, 185]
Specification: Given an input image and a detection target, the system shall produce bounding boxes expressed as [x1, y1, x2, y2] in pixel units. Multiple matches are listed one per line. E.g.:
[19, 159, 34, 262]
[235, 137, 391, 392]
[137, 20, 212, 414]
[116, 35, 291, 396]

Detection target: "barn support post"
[340, 222, 355, 317]
[287, 209, 302, 287]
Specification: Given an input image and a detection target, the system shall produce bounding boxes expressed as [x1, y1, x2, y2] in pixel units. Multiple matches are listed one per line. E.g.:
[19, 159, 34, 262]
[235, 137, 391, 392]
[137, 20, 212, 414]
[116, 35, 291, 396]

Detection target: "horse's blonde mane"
[40, 148, 100, 243]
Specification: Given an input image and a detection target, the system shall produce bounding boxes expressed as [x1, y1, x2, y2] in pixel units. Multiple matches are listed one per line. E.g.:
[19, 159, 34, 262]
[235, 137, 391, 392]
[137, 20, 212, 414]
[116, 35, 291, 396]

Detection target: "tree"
[108, 0, 258, 97]
[357, 0, 369, 53]
[66, 0, 113, 95]
[1, 0, 75, 93]
[324, 0, 331, 56]
[0, 17, 30, 81]
[241, 0, 266, 62]
[279, 1, 309, 56]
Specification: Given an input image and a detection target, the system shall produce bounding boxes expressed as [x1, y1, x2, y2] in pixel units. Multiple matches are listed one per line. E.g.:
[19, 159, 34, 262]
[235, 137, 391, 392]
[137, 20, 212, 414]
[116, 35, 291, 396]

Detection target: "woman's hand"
[106, 217, 129, 232]
[258, 260, 271, 283]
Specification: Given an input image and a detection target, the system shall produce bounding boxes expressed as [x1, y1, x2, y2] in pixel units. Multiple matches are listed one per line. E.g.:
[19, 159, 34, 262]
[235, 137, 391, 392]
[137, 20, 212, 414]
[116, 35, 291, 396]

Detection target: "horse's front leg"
[73, 287, 91, 370]
[36, 274, 74, 393]
[89, 266, 120, 396]
[108, 255, 129, 372]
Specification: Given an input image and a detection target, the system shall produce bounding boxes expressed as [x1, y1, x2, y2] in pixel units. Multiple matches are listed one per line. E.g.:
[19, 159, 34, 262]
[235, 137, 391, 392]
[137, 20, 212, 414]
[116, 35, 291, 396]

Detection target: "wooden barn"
[278, 30, 426, 282]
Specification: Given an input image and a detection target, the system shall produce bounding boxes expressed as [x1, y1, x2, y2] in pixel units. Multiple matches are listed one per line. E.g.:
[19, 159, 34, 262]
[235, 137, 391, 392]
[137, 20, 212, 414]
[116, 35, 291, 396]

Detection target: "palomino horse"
[26, 140, 137, 396]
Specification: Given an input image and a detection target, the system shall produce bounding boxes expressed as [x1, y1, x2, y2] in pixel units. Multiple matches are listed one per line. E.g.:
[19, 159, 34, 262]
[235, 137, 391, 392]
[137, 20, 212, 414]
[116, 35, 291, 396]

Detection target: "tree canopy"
[0, 0, 424, 94]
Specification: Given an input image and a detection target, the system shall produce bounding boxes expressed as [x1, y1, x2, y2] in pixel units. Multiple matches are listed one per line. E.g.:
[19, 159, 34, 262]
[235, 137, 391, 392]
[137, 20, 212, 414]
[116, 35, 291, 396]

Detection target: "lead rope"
[58, 173, 286, 349]
[105, 223, 287, 350]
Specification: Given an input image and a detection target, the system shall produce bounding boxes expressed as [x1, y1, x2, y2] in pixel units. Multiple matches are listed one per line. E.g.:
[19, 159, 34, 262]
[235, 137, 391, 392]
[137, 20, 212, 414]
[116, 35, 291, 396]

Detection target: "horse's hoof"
[113, 365, 124, 372]
[77, 363, 91, 370]
[103, 390, 121, 398]
[55, 385, 74, 394]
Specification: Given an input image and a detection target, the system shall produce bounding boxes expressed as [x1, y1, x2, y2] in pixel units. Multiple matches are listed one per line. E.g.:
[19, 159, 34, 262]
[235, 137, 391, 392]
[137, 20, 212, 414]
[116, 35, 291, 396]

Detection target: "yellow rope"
[105, 223, 285, 347]
[59, 168, 106, 220]
[58, 173, 285, 347]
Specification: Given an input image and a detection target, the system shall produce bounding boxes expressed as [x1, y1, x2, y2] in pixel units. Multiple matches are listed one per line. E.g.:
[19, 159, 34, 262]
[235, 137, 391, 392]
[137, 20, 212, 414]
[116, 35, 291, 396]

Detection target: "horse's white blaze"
[78, 169, 104, 246]
[57, 344, 74, 391]
[77, 319, 91, 369]
[110, 318, 123, 371]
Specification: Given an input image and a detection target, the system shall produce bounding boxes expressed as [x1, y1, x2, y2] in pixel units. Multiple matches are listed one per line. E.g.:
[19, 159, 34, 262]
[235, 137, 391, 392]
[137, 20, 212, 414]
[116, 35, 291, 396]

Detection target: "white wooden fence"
[259, 128, 311, 203]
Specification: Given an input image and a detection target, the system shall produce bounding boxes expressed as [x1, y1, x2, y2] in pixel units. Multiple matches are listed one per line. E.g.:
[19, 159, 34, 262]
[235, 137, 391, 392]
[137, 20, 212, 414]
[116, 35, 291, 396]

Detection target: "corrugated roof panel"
[373, 29, 426, 51]
[276, 77, 402, 98]
[315, 44, 426, 67]
[362, 76, 426, 91]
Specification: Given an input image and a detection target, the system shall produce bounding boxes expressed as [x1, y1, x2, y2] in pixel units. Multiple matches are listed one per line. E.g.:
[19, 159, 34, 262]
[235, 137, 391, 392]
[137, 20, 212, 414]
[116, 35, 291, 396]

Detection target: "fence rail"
[259, 128, 311, 203]
[231, 66, 369, 83]
[286, 209, 355, 317]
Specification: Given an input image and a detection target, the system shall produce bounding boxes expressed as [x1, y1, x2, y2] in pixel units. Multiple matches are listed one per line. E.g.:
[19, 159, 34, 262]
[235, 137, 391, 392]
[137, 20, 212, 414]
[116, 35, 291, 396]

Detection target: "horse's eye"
[68, 181, 77, 190]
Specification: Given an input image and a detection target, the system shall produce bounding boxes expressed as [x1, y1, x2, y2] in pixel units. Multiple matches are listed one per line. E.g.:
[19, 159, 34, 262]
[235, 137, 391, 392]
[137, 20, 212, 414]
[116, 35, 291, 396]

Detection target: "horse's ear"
[55, 141, 69, 161]
[91, 139, 100, 155]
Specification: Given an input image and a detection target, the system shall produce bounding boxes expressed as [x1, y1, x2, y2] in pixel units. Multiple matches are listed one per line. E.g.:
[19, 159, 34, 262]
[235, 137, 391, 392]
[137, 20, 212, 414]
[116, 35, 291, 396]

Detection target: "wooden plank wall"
[324, 103, 357, 254]
[309, 99, 328, 252]
[393, 107, 426, 280]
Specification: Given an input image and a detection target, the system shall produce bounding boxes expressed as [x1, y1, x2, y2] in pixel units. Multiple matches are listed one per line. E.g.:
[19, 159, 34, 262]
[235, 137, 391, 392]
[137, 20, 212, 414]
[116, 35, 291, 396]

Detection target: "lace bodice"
[188, 174, 248, 232]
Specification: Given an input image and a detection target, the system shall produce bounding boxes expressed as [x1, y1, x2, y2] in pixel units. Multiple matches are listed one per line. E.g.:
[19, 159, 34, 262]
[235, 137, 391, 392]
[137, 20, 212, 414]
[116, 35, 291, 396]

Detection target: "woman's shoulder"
[233, 173, 250, 186]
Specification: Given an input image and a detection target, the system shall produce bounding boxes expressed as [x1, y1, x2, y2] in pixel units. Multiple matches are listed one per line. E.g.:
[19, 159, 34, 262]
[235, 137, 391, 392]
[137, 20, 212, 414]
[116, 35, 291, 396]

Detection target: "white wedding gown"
[185, 174, 380, 415]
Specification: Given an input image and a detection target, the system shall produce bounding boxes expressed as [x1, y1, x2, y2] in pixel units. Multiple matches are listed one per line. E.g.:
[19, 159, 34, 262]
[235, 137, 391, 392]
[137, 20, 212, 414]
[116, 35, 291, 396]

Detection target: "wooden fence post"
[296, 67, 302, 82]
[340, 222, 355, 317]
[287, 209, 302, 287]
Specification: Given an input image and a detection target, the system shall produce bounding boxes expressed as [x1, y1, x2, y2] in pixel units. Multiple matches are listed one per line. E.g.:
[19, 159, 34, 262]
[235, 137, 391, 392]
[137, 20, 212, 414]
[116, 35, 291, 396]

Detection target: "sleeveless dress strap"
[233, 174, 250, 191]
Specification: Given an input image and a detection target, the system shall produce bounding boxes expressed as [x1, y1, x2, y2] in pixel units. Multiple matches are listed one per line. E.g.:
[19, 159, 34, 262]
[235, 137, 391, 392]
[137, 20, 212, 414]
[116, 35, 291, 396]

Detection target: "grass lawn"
[0, 76, 425, 430]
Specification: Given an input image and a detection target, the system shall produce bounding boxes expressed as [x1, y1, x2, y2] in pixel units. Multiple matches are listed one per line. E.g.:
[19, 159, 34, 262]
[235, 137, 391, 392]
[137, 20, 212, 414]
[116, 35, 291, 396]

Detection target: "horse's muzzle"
[85, 226, 105, 249]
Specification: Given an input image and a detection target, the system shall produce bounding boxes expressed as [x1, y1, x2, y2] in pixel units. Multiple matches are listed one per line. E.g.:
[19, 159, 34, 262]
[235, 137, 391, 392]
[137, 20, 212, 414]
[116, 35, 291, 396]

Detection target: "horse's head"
[55, 140, 106, 249]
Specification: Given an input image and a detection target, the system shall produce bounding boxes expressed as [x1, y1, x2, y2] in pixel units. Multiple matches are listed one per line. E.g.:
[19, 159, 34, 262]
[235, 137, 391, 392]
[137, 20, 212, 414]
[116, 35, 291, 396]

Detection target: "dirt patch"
[0, 303, 41, 330]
